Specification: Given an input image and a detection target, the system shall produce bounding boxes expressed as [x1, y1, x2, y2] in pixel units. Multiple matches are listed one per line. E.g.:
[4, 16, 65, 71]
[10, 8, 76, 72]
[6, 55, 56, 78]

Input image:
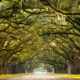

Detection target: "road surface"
[2, 73, 74, 80]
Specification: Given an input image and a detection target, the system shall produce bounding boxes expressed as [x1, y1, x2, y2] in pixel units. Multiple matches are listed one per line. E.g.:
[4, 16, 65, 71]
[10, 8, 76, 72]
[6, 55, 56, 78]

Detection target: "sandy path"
[1, 73, 74, 80]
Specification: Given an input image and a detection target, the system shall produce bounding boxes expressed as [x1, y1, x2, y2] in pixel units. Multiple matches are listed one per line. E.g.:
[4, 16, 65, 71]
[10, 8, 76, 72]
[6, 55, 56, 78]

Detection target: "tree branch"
[44, 0, 80, 15]
[42, 32, 80, 37]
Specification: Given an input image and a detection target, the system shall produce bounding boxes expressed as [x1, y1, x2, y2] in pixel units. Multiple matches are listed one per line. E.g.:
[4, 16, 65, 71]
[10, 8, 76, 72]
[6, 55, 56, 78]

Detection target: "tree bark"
[67, 61, 71, 74]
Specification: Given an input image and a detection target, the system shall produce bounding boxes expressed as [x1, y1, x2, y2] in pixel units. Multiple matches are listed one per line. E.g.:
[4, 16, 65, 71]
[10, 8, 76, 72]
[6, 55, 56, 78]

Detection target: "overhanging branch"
[42, 0, 80, 15]
[42, 32, 80, 37]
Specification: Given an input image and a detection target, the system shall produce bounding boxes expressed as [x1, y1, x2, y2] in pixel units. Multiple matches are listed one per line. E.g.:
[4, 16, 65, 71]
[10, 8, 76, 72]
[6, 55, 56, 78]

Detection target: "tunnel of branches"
[0, 0, 80, 74]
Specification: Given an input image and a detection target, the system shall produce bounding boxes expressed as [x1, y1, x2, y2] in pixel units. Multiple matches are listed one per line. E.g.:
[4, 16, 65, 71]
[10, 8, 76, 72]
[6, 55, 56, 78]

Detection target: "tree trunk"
[67, 61, 71, 74]
[71, 55, 80, 74]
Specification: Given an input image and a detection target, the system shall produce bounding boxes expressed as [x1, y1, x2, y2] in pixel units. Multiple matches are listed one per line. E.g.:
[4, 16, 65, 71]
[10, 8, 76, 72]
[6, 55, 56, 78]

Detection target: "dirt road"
[1, 73, 74, 80]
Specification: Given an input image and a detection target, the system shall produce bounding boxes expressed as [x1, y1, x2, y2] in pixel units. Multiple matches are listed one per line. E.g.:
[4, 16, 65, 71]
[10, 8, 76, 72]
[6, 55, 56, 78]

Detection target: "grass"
[0, 73, 30, 79]
[55, 73, 80, 79]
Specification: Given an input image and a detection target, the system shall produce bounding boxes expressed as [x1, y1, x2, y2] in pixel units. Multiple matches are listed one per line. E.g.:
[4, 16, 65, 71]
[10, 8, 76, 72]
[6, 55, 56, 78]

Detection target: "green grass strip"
[55, 73, 80, 79]
[0, 73, 31, 79]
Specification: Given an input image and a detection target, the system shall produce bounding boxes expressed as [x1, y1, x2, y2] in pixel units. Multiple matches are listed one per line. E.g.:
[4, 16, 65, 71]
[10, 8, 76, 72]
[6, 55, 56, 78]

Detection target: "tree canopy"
[0, 0, 80, 74]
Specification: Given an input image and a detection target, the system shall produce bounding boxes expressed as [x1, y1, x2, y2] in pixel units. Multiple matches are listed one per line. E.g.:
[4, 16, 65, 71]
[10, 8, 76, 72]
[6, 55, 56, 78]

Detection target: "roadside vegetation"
[56, 74, 80, 79]
[0, 73, 30, 79]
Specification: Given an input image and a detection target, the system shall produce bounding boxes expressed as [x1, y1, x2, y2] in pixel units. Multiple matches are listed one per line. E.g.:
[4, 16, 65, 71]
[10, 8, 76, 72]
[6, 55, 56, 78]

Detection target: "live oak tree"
[0, 0, 80, 74]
